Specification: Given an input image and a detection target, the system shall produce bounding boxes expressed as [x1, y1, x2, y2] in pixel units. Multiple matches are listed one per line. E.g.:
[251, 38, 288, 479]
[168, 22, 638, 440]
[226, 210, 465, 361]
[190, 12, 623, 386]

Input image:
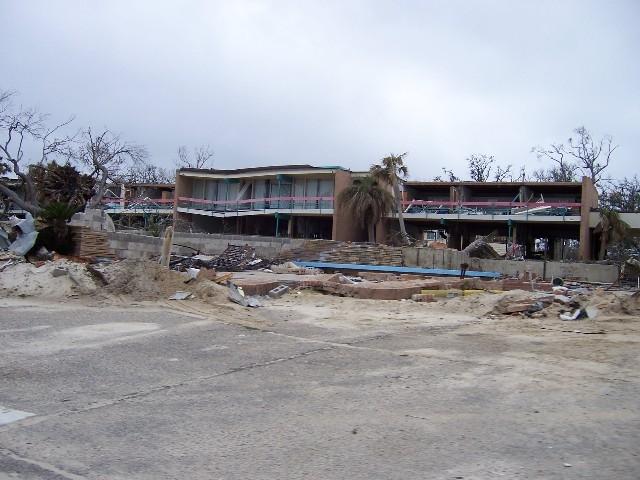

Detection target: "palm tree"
[595, 208, 631, 260]
[370, 153, 409, 244]
[337, 176, 394, 243]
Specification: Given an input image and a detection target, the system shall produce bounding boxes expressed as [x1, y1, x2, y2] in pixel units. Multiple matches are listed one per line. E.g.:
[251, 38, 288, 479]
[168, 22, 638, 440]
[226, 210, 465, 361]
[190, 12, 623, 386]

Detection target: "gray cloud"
[2, 0, 638, 180]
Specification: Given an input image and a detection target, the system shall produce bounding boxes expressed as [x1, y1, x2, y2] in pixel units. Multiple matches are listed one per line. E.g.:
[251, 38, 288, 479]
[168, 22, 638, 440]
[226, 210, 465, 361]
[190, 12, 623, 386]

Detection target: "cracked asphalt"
[1, 295, 639, 479]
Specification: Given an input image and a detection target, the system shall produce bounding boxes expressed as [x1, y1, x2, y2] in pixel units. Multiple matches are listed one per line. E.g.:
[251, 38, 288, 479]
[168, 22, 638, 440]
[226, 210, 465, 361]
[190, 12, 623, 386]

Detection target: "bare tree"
[77, 128, 147, 208]
[567, 126, 617, 184]
[493, 164, 513, 182]
[532, 126, 615, 184]
[120, 160, 174, 184]
[600, 176, 640, 212]
[467, 154, 494, 182]
[439, 167, 459, 182]
[0, 90, 75, 214]
[510, 166, 527, 182]
[176, 144, 213, 169]
[531, 143, 579, 182]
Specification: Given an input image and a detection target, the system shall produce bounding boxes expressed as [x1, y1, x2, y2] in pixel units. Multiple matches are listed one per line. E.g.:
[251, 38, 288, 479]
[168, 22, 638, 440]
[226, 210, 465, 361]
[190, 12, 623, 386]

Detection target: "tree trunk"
[89, 165, 109, 208]
[367, 222, 375, 243]
[392, 181, 409, 244]
[0, 182, 41, 215]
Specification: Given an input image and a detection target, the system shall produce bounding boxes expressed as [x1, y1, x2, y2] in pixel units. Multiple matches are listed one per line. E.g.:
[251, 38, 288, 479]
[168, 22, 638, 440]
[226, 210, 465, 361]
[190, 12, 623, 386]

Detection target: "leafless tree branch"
[176, 144, 214, 169]
[77, 127, 148, 207]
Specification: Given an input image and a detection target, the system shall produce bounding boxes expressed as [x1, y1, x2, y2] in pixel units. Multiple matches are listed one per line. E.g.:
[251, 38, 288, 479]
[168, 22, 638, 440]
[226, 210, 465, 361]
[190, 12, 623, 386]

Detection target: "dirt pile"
[583, 289, 640, 316]
[101, 259, 227, 303]
[0, 258, 228, 304]
[622, 291, 640, 314]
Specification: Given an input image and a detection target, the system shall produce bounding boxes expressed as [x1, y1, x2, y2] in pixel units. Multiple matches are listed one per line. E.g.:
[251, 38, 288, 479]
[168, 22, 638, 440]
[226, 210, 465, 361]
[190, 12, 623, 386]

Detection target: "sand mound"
[101, 259, 227, 303]
[621, 291, 640, 315]
[0, 259, 98, 298]
[584, 289, 640, 316]
[0, 258, 228, 304]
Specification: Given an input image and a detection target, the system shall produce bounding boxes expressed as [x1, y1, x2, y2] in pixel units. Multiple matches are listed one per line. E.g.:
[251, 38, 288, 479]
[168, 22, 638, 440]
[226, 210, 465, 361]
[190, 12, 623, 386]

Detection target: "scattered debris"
[206, 244, 268, 272]
[171, 244, 269, 272]
[169, 291, 193, 300]
[227, 282, 262, 307]
[85, 264, 109, 286]
[51, 267, 69, 277]
[213, 273, 233, 284]
[493, 292, 554, 315]
[585, 306, 599, 319]
[553, 294, 572, 305]
[271, 261, 321, 275]
[7, 213, 39, 256]
[462, 238, 501, 259]
[268, 284, 290, 299]
[560, 309, 587, 321]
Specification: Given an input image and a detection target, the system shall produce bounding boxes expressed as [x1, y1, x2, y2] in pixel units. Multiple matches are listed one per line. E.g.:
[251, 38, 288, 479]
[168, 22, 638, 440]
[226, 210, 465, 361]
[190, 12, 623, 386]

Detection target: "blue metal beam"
[294, 261, 500, 278]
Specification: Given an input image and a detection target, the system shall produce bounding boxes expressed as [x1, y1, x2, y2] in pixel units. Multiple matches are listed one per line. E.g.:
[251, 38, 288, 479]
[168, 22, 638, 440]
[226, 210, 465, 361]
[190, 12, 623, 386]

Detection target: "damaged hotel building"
[173, 165, 608, 260]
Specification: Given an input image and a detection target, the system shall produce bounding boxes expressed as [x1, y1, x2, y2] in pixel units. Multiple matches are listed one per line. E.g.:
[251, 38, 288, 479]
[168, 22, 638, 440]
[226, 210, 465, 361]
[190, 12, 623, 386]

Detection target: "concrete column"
[287, 216, 294, 237]
[332, 170, 363, 241]
[579, 176, 598, 260]
[553, 238, 563, 260]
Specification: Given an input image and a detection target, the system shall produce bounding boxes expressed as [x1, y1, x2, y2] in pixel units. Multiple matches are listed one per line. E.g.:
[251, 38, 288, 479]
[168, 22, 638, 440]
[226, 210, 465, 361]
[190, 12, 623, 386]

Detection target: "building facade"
[400, 177, 598, 260]
[173, 165, 365, 241]
[173, 165, 607, 260]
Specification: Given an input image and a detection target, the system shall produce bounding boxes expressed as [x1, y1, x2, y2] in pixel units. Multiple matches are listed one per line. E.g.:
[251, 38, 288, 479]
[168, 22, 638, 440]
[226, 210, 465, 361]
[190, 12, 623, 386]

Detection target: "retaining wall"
[107, 231, 306, 260]
[106, 231, 618, 283]
[402, 247, 619, 283]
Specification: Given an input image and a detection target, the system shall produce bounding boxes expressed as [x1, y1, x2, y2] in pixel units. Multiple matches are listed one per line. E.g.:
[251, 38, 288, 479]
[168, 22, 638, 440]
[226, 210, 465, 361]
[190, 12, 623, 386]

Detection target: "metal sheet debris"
[169, 291, 193, 300]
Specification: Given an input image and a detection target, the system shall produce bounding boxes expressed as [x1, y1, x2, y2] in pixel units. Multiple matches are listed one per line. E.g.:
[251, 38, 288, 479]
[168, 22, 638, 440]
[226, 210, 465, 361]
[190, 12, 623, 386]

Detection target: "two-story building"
[173, 165, 364, 240]
[400, 177, 598, 260]
[173, 165, 609, 260]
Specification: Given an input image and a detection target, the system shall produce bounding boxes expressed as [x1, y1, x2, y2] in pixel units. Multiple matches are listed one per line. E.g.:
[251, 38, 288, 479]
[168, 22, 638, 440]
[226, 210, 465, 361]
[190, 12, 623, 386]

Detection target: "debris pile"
[463, 238, 501, 259]
[487, 284, 639, 320]
[172, 244, 269, 272]
[0, 256, 229, 304]
[100, 260, 228, 302]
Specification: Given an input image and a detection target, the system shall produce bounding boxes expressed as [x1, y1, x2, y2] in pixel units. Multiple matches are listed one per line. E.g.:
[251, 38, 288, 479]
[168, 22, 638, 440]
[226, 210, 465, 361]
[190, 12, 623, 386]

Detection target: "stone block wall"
[107, 231, 306, 260]
[402, 246, 619, 283]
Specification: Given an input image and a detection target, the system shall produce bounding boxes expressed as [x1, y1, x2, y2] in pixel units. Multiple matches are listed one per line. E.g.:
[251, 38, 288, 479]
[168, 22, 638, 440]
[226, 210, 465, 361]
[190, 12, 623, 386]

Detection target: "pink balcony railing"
[177, 195, 334, 212]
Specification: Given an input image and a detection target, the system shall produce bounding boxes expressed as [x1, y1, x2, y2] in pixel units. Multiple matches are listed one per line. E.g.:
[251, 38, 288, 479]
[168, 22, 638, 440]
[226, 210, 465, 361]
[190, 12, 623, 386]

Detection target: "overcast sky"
[2, 0, 638, 180]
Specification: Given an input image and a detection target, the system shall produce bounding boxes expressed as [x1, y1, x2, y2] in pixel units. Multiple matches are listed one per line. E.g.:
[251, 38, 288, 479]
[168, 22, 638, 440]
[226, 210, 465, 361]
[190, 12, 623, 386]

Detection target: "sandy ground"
[1, 285, 639, 479]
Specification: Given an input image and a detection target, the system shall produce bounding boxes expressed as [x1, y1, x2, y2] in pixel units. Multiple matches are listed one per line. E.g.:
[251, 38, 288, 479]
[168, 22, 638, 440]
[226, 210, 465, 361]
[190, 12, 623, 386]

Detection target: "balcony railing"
[402, 200, 581, 217]
[177, 195, 334, 212]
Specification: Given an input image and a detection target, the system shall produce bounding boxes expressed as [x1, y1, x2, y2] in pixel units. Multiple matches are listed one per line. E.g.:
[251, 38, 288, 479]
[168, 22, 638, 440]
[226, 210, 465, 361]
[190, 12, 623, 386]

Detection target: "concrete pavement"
[1, 297, 639, 479]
